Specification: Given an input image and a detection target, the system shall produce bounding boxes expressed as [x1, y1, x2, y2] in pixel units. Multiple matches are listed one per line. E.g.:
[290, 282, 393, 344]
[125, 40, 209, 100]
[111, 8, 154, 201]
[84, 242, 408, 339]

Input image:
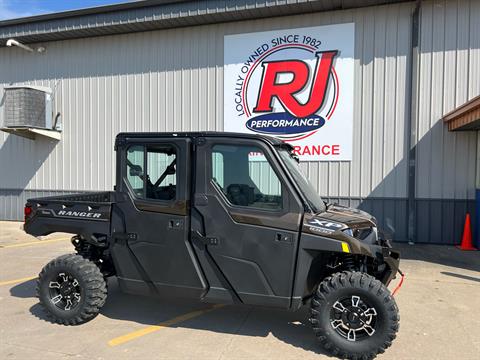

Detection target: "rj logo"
[253, 50, 338, 118]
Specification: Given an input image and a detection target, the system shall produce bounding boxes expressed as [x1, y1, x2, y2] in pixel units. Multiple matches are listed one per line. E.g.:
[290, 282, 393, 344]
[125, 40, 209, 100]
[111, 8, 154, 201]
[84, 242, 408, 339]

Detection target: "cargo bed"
[24, 191, 115, 238]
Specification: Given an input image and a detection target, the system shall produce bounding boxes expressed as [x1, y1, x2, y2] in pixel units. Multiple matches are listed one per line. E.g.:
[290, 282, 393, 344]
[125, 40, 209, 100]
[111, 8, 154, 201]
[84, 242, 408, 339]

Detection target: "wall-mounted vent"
[4, 85, 52, 129]
[1, 85, 60, 140]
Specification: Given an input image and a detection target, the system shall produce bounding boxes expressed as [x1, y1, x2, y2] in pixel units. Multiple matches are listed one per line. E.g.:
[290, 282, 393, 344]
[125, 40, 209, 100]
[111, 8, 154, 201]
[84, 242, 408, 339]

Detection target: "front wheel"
[309, 271, 399, 359]
[37, 254, 107, 325]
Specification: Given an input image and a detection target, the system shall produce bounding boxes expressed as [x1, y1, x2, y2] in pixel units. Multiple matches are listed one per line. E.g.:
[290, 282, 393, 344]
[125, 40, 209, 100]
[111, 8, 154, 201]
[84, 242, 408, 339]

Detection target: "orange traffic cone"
[456, 213, 477, 251]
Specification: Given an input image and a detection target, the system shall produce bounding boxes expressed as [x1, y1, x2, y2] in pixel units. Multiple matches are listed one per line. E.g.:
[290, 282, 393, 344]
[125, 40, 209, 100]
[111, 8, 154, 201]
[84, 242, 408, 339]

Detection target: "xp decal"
[224, 24, 354, 160]
[307, 218, 344, 234]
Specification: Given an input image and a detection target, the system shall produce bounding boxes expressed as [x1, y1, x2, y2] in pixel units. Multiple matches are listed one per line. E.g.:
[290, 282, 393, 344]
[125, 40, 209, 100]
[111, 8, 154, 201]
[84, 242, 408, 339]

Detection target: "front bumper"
[381, 249, 401, 285]
[367, 244, 401, 286]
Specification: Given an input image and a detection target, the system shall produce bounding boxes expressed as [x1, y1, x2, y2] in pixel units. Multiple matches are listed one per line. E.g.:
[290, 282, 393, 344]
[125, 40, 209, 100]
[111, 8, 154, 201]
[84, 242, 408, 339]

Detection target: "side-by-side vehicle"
[24, 132, 401, 359]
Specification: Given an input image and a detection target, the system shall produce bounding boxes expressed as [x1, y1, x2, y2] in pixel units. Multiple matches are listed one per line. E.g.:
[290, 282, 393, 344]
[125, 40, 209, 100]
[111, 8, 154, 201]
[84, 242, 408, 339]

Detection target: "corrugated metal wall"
[0, 0, 478, 244]
[414, 0, 479, 242]
[0, 1, 416, 46]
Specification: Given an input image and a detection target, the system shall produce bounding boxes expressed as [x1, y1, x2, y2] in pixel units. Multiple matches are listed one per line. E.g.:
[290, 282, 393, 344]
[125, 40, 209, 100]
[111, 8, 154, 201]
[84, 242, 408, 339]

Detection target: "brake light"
[24, 205, 32, 222]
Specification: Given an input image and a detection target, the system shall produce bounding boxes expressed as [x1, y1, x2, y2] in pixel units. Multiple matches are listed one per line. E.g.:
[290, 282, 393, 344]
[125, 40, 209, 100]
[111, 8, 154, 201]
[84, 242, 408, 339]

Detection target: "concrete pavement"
[1, 221, 479, 359]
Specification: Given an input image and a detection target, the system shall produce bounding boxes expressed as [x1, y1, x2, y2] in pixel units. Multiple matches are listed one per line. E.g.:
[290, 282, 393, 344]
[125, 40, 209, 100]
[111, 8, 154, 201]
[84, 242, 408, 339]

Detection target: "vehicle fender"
[300, 232, 375, 256]
[291, 233, 374, 310]
[300, 233, 348, 253]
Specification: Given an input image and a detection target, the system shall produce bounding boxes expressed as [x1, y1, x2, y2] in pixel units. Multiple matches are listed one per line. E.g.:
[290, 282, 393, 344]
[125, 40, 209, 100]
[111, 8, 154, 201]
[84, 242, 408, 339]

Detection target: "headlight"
[343, 227, 379, 245]
[343, 227, 377, 239]
[342, 228, 354, 237]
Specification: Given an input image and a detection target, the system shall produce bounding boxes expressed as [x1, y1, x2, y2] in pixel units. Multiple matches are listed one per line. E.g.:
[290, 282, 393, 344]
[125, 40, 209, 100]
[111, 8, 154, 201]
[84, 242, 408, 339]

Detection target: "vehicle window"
[126, 145, 145, 197]
[212, 152, 224, 187]
[278, 148, 325, 213]
[126, 145, 177, 201]
[211, 144, 282, 210]
[146, 146, 176, 200]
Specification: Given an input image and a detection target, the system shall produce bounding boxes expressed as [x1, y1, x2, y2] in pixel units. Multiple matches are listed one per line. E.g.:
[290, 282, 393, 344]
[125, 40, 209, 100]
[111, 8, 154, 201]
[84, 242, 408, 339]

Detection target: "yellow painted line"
[0, 275, 37, 286]
[108, 304, 224, 347]
[0, 237, 70, 249]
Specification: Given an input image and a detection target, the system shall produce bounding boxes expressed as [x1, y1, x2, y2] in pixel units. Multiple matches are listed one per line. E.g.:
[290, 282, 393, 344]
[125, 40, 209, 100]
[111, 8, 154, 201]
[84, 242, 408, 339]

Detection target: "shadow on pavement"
[393, 242, 480, 273]
[9, 278, 37, 298]
[440, 271, 480, 283]
[10, 278, 330, 357]
[99, 279, 330, 356]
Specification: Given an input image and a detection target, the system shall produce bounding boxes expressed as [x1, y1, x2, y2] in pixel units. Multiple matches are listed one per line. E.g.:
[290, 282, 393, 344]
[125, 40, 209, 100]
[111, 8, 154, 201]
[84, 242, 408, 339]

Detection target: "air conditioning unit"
[1, 85, 60, 140]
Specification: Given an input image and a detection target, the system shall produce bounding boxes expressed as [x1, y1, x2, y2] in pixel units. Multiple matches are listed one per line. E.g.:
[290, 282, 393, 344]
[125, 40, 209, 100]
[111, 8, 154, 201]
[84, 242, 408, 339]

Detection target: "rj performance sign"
[224, 24, 354, 161]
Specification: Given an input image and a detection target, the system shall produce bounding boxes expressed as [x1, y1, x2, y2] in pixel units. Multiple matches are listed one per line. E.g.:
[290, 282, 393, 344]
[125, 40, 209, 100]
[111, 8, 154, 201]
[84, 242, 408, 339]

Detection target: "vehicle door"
[112, 137, 206, 298]
[193, 137, 303, 308]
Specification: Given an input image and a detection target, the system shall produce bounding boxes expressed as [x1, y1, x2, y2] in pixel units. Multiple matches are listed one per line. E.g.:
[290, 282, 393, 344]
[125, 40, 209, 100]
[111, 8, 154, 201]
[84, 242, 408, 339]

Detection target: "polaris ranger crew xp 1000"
[24, 132, 402, 359]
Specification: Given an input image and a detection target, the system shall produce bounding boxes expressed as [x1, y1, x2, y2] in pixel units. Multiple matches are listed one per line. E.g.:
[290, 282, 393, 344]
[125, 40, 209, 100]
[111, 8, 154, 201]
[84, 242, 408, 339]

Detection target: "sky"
[0, 0, 133, 21]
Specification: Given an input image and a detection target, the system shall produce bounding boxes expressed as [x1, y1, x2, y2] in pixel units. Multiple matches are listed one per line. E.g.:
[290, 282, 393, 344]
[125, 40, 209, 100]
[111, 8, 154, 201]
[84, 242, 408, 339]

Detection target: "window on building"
[211, 144, 282, 210]
[126, 145, 177, 201]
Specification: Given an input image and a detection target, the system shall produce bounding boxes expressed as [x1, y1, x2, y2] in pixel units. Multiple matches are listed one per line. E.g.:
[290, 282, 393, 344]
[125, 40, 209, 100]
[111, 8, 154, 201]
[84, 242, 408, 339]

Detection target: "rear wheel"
[309, 271, 399, 359]
[37, 254, 107, 325]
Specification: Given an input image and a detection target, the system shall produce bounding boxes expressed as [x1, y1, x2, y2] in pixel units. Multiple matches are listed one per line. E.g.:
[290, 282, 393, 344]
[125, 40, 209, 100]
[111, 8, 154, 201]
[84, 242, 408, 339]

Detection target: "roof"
[443, 96, 480, 131]
[115, 131, 287, 146]
[0, 0, 411, 46]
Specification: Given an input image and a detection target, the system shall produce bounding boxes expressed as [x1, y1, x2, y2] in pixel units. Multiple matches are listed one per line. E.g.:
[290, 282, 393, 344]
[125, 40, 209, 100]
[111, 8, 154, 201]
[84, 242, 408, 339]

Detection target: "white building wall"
[0, 0, 478, 243]
[0, 2, 413, 195]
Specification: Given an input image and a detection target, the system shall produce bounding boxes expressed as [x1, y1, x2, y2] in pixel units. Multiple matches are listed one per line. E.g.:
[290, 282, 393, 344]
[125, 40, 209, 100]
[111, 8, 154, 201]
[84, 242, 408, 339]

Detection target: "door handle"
[275, 232, 292, 243]
[169, 219, 184, 229]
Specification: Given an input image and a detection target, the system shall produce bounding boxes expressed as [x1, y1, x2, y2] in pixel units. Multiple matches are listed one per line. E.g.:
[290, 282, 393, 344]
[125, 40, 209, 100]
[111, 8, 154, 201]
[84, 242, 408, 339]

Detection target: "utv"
[24, 132, 401, 359]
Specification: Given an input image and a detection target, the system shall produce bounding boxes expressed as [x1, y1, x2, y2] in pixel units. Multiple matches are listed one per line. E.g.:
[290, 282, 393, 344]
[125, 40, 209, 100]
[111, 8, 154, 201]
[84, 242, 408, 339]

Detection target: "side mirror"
[129, 164, 143, 177]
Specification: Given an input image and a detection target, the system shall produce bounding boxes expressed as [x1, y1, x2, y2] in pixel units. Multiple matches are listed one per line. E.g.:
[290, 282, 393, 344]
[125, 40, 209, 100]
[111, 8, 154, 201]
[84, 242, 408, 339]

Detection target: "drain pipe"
[6, 38, 46, 53]
[6, 39, 34, 52]
[406, 0, 421, 245]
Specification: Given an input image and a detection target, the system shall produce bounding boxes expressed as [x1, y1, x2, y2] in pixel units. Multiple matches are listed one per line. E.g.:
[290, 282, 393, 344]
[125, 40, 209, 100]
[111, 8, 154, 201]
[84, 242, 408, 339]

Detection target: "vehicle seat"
[226, 184, 254, 206]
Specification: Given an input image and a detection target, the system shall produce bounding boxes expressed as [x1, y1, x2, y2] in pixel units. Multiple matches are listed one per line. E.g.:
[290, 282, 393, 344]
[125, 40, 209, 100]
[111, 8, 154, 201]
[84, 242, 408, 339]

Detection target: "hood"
[303, 204, 376, 236]
[321, 204, 377, 228]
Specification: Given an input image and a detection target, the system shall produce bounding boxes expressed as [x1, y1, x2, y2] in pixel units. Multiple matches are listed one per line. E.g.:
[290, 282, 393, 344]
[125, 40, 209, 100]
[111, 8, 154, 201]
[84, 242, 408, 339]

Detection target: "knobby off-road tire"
[309, 271, 399, 360]
[37, 254, 107, 325]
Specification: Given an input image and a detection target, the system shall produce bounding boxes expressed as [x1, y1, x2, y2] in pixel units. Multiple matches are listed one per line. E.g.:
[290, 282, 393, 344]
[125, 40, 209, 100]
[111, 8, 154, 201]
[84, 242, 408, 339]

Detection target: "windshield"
[277, 148, 326, 214]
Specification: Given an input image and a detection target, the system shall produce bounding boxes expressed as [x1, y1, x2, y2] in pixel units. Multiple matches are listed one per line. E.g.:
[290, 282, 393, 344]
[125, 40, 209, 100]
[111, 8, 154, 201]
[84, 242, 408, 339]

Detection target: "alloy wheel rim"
[330, 295, 377, 342]
[48, 272, 81, 311]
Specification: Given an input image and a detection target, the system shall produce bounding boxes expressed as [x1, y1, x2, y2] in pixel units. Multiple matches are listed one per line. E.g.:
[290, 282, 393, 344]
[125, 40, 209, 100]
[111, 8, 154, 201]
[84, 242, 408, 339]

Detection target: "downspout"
[406, 0, 421, 244]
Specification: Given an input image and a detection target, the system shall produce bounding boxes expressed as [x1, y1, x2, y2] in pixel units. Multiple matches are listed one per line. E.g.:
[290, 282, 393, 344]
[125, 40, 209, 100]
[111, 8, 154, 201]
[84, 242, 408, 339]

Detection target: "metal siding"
[412, 0, 479, 243]
[415, 0, 479, 201]
[0, 189, 88, 221]
[415, 198, 476, 244]
[0, 1, 478, 245]
[0, 2, 411, 230]
[0, 1, 411, 45]
[0, 0, 409, 45]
